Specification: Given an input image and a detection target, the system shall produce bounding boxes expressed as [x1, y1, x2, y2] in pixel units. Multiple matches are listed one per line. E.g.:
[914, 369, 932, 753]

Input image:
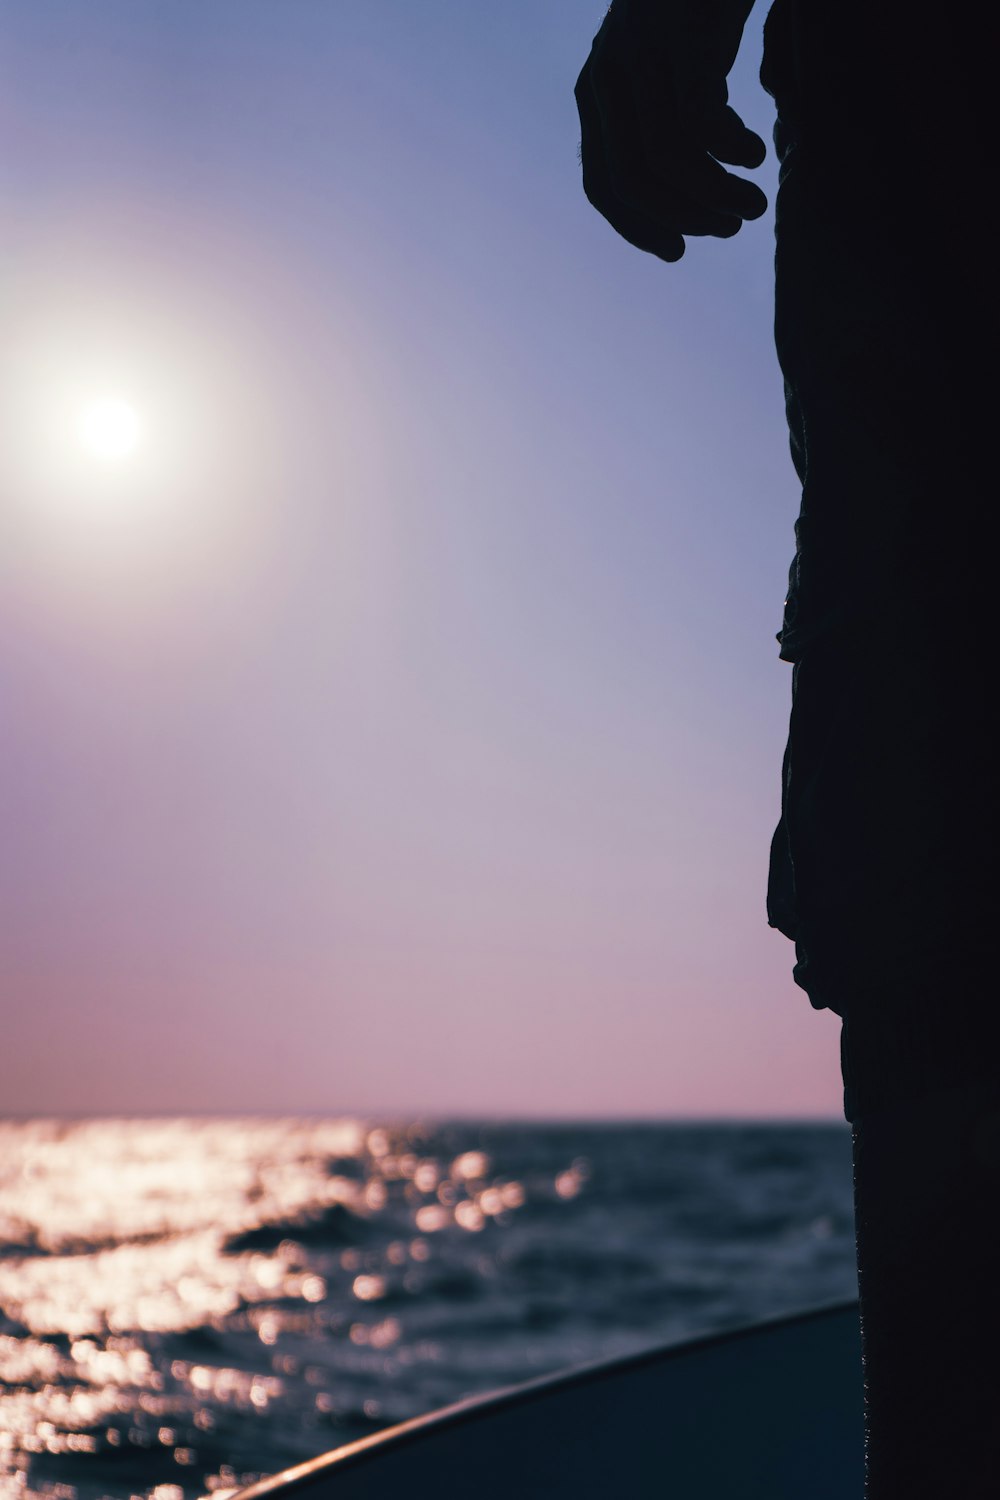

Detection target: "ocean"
[0, 1118, 857, 1500]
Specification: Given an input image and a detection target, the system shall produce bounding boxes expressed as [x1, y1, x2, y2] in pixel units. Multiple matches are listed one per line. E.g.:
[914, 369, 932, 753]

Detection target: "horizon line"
[0, 1108, 847, 1125]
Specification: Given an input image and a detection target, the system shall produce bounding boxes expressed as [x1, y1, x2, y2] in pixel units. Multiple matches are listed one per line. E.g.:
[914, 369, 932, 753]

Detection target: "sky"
[0, 1, 844, 1119]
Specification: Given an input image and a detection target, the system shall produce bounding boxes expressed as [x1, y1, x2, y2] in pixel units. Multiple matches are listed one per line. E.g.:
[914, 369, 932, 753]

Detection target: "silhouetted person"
[576, 2, 1000, 1494]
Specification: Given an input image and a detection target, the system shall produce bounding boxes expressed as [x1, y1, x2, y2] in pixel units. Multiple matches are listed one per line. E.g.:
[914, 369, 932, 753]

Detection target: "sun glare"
[3, 282, 284, 603]
[77, 397, 143, 463]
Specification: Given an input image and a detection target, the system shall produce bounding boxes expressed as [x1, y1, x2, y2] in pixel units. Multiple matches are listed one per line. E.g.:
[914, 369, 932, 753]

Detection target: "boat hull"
[236, 1300, 863, 1498]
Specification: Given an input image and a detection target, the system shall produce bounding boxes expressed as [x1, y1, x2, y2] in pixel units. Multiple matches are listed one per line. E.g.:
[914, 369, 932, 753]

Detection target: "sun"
[77, 396, 144, 463]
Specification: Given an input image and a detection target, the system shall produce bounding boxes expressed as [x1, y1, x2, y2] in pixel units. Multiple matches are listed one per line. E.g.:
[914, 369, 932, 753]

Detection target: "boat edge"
[232, 1297, 860, 1497]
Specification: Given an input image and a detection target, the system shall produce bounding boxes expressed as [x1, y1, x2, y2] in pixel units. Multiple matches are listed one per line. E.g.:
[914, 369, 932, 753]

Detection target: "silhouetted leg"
[761, 4, 1000, 1489]
[852, 1082, 1000, 1498]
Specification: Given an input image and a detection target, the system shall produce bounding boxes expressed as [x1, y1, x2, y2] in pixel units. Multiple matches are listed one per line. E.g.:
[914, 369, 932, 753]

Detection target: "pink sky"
[0, 1, 844, 1118]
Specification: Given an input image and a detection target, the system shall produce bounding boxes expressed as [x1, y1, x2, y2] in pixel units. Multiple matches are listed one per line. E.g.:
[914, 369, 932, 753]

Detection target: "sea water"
[0, 1118, 856, 1499]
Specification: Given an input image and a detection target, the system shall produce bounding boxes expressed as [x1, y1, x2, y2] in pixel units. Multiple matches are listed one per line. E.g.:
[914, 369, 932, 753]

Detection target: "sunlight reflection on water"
[0, 1117, 856, 1500]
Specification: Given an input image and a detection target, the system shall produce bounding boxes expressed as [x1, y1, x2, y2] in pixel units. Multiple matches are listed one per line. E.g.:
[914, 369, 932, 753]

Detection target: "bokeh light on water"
[0, 1118, 855, 1499]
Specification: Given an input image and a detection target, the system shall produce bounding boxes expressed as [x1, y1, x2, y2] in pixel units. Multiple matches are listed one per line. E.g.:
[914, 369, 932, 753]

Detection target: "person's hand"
[575, 0, 767, 263]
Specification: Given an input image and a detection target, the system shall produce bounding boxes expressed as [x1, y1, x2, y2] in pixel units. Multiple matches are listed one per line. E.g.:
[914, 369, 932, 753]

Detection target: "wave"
[0, 1224, 184, 1258]
[222, 1202, 377, 1254]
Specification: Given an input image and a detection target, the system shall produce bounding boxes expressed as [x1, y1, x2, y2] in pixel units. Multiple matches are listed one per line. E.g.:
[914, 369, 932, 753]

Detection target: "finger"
[703, 104, 767, 170]
[607, 160, 746, 237]
[658, 146, 769, 222]
[590, 131, 742, 249]
[605, 119, 753, 235]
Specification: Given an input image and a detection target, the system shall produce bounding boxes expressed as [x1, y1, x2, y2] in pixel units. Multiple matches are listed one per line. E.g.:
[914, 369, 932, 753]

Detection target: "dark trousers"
[761, 2, 1000, 1491]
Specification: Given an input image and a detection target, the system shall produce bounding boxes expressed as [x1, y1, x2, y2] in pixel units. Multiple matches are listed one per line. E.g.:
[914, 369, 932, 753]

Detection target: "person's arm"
[575, 0, 767, 263]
